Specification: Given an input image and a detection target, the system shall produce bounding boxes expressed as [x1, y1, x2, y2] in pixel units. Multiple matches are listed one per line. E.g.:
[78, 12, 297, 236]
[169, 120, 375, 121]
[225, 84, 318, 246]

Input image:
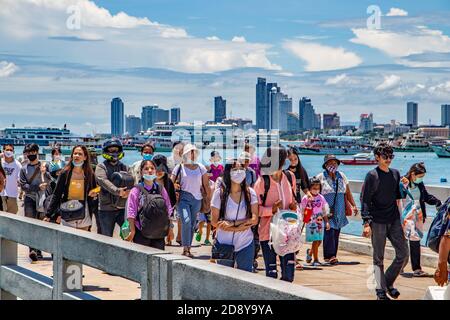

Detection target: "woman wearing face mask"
[130, 142, 155, 184]
[211, 160, 259, 272]
[125, 160, 173, 250]
[45, 146, 98, 231]
[171, 144, 211, 258]
[400, 162, 442, 277]
[316, 154, 357, 265]
[47, 147, 65, 179]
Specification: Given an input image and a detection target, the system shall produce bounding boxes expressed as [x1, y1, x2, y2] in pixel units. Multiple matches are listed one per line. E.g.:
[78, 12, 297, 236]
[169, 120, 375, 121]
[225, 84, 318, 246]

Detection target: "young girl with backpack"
[210, 159, 259, 272]
[400, 162, 442, 277]
[300, 177, 330, 266]
[125, 160, 173, 250]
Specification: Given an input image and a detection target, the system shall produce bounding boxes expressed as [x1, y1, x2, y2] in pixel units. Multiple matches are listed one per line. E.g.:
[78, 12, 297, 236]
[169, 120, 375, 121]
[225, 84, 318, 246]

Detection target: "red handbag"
[303, 203, 313, 223]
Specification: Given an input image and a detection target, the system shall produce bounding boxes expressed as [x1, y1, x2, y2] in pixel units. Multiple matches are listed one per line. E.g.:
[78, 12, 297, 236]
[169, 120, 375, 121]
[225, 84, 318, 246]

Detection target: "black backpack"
[137, 184, 170, 239]
[260, 170, 296, 206]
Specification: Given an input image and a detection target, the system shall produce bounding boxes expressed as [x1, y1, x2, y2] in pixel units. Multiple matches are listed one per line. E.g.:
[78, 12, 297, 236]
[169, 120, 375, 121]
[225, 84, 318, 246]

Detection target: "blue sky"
[0, 0, 449, 134]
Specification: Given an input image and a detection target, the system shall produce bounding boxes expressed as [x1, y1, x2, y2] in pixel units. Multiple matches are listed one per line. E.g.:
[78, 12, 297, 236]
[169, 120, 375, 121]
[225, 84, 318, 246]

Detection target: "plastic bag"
[120, 219, 131, 240]
[269, 210, 303, 256]
[401, 202, 424, 241]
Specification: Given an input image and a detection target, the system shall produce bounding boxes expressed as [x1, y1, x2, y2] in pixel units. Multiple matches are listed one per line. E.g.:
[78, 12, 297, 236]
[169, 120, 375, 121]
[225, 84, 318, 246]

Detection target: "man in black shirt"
[361, 144, 408, 300]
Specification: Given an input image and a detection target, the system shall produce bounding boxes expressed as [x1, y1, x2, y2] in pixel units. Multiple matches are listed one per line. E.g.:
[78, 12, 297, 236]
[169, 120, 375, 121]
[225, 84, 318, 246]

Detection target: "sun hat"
[322, 154, 341, 170]
[182, 143, 199, 156]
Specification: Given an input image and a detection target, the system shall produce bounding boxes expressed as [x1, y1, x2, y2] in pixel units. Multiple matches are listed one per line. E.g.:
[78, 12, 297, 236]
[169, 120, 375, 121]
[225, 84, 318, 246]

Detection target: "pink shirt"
[209, 164, 224, 182]
[249, 155, 261, 178]
[253, 172, 296, 242]
[127, 182, 173, 230]
[300, 194, 329, 220]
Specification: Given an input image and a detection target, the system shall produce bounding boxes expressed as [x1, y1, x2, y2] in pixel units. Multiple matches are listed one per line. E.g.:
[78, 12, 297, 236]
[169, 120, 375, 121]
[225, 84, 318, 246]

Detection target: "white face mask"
[4, 151, 14, 158]
[230, 169, 246, 184]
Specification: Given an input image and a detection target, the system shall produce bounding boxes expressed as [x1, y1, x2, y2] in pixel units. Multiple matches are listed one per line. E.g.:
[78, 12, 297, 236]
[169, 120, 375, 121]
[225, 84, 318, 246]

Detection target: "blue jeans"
[217, 241, 255, 273]
[98, 209, 125, 237]
[260, 240, 295, 282]
[178, 191, 202, 247]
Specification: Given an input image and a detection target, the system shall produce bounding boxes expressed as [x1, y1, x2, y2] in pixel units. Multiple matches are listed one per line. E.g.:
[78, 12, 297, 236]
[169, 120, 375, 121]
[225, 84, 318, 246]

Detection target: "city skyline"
[0, 0, 449, 134]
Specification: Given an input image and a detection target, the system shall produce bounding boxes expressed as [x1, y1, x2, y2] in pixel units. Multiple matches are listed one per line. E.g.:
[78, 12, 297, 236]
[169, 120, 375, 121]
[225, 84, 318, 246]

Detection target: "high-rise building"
[442, 104, 450, 126]
[214, 96, 227, 123]
[125, 115, 141, 136]
[314, 114, 321, 130]
[359, 113, 374, 132]
[171, 107, 181, 123]
[323, 113, 340, 130]
[287, 112, 300, 132]
[407, 102, 418, 127]
[111, 97, 124, 136]
[256, 78, 268, 130]
[278, 97, 292, 132]
[141, 105, 170, 131]
[299, 97, 319, 130]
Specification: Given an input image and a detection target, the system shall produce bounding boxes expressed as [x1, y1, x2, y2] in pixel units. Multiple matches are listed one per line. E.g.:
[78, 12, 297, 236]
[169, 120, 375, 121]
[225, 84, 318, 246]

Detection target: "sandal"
[413, 270, 429, 277]
[387, 287, 400, 299]
[306, 249, 312, 264]
[295, 263, 304, 270]
[329, 257, 339, 265]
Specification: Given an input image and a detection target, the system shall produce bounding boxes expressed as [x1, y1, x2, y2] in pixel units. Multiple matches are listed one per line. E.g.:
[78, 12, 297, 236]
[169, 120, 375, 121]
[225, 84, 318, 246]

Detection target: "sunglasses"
[380, 154, 395, 160]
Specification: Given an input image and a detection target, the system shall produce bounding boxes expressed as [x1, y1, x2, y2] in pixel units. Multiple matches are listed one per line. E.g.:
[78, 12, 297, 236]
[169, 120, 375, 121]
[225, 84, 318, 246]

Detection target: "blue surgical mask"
[143, 154, 153, 161]
[414, 177, 424, 185]
[72, 160, 84, 167]
[143, 174, 157, 181]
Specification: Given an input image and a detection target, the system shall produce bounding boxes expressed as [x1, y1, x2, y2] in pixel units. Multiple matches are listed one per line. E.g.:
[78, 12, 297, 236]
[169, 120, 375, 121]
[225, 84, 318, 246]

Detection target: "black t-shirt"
[288, 165, 310, 202]
[368, 167, 402, 224]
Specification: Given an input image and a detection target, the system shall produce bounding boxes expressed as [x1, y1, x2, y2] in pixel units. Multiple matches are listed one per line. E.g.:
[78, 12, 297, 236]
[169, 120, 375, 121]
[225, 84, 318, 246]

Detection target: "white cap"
[182, 143, 199, 156]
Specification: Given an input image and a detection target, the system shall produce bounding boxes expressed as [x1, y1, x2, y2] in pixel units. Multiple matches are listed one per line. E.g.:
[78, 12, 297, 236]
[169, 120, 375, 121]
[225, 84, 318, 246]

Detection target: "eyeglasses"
[380, 154, 395, 160]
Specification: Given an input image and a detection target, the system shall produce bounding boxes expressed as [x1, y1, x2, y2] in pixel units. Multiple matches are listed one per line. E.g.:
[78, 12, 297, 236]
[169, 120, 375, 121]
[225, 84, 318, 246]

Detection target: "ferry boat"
[393, 132, 433, 152]
[0, 126, 74, 146]
[294, 136, 371, 155]
[42, 136, 104, 155]
[432, 145, 450, 158]
[341, 153, 377, 165]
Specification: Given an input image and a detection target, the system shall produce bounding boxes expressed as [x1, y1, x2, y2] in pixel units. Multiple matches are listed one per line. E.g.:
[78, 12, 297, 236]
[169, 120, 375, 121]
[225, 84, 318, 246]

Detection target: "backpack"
[260, 170, 296, 206]
[137, 184, 170, 239]
[426, 197, 450, 262]
[359, 168, 400, 212]
[270, 210, 303, 256]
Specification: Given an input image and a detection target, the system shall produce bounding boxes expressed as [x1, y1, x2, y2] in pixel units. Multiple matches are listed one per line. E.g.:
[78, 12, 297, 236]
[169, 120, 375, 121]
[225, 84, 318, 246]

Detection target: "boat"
[393, 132, 433, 152]
[432, 145, 450, 158]
[42, 136, 104, 155]
[341, 153, 377, 165]
[294, 136, 372, 155]
[0, 126, 74, 146]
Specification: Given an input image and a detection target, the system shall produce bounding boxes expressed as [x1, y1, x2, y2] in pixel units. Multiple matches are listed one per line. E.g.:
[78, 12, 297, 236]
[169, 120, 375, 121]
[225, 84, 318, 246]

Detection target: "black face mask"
[27, 154, 38, 162]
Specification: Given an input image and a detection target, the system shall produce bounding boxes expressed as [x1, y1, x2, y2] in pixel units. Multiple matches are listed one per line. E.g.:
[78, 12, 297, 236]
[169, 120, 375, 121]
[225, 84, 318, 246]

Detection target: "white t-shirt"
[1, 159, 22, 198]
[173, 164, 208, 200]
[211, 187, 258, 252]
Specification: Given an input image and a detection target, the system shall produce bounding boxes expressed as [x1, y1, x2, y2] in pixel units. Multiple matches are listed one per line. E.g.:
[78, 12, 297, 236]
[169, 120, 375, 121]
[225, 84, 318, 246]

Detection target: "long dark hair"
[64, 145, 94, 179]
[287, 147, 302, 173]
[140, 160, 157, 183]
[219, 160, 252, 220]
[406, 162, 426, 186]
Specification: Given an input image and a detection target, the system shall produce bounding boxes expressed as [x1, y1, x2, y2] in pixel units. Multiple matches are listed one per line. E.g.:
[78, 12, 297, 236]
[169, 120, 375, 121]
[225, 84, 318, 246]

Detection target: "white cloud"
[350, 26, 450, 58]
[232, 36, 246, 43]
[325, 73, 359, 86]
[0, 61, 19, 77]
[375, 75, 401, 91]
[386, 8, 408, 17]
[0, 0, 280, 73]
[283, 41, 362, 71]
[428, 81, 450, 96]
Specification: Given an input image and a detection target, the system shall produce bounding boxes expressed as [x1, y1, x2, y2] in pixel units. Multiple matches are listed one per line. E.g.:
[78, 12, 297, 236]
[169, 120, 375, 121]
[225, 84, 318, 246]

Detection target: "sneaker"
[204, 239, 212, 246]
[312, 261, 322, 267]
[306, 249, 312, 264]
[195, 232, 202, 242]
[376, 290, 391, 300]
[387, 287, 400, 299]
[29, 251, 38, 262]
[413, 270, 428, 277]
[37, 251, 43, 260]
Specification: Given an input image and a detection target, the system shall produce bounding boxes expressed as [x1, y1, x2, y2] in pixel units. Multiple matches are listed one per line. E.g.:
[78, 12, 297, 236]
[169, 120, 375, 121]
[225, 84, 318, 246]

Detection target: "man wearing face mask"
[129, 142, 155, 184]
[95, 139, 130, 237]
[1, 144, 22, 214]
[19, 143, 53, 262]
[361, 144, 408, 300]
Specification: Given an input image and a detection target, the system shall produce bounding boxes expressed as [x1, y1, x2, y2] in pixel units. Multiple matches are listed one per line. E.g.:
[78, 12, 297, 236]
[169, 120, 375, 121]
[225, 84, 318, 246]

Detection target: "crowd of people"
[0, 140, 448, 300]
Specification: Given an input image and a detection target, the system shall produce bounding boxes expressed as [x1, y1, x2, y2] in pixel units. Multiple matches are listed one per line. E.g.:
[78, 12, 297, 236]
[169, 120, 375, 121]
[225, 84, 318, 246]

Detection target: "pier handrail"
[0, 212, 344, 300]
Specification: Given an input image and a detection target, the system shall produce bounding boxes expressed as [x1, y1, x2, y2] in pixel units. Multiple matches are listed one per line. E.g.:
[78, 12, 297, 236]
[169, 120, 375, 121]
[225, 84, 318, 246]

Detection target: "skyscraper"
[141, 105, 170, 131]
[256, 77, 268, 130]
[287, 112, 300, 132]
[125, 115, 141, 136]
[278, 96, 292, 132]
[359, 113, 374, 132]
[407, 102, 418, 127]
[111, 97, 124, 136]
[323, 113, 340, 130]
[442, 104, 450, 126]
[214, 96, 227, 123]
[171, 107, 181, 123]
[299, 97, 319, 130]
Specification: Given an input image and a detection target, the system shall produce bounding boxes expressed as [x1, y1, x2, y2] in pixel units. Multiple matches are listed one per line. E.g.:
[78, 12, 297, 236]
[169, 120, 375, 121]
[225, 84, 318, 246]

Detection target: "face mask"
[326, 165, 337, 173]
[143, 154, 153, 161]
[72, 160, 84, 167]
[414, 177, 424, 185]
[185, 158, 196, 165]
[212, 161, 220, 167]
[4, 151, 14, 158]
[27, 154, 37, 162]
[230, 170, 246, 184]
[53, 155, 61, 161]
[143, 174, 157, 182]
[310, 189, 320, 196]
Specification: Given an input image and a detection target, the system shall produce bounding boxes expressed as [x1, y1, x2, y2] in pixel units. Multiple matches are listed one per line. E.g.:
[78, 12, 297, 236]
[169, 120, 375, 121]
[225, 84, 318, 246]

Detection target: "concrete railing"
[0, 212, 344, 300]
